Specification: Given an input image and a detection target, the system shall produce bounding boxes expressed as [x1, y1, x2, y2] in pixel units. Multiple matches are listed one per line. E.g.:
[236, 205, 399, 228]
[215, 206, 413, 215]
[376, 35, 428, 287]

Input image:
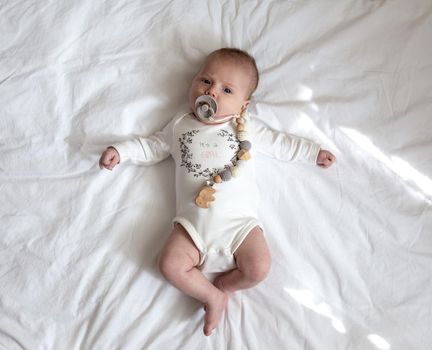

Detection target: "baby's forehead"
[203, 55, 252, 80]
[205, 53, 245, 69]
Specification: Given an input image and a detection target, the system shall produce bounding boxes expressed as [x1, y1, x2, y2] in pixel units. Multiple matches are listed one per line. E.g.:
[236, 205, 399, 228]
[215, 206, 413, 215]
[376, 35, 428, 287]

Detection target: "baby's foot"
[203, 291, 228, 336]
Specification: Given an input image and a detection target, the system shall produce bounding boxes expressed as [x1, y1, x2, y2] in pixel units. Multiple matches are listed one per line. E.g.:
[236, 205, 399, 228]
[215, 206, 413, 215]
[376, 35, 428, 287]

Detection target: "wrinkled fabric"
[1, 1, 431, 349]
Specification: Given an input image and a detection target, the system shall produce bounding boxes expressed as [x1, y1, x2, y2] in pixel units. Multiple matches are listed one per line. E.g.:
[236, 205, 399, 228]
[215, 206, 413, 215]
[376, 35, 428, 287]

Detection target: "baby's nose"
[205, 87, 217, 98]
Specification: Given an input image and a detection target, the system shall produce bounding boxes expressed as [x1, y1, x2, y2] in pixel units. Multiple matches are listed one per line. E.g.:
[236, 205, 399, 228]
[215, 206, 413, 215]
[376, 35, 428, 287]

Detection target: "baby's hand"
[99, 147, 120, 171]
[316, 149, 336, 169]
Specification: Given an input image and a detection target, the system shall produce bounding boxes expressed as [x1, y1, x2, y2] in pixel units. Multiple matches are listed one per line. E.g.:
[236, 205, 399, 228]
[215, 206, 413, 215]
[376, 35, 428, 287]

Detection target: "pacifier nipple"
[195, 95, 218, 122]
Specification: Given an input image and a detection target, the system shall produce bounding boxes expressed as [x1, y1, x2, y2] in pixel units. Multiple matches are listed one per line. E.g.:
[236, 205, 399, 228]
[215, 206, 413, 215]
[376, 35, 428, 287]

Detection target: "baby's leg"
[214, 226, 271, 294]
[158, 223, 228, 336]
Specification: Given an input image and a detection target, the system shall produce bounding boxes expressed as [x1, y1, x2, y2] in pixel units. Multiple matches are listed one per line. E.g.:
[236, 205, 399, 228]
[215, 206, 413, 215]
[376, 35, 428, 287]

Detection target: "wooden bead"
[214, 175, 222, 183]
[237, 131, 249, 141]
[195, 186, 216, 208]
[238, 149, 251, 160]
[236, 117, 245, 124]
[237, 124, 245, 132]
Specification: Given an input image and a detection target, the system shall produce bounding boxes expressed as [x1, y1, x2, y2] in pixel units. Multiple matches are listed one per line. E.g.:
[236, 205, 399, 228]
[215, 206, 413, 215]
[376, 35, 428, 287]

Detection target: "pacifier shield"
[195, 95, 218, 122]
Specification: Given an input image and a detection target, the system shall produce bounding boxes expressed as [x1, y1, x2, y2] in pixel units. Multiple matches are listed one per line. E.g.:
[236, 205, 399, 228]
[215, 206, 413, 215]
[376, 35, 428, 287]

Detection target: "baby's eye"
[202, 79, 211, 84]
[224, 87, 232, 94]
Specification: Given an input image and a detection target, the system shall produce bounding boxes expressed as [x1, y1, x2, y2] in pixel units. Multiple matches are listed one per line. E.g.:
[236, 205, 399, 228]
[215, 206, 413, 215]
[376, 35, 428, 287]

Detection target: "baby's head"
[189, 48, 259, 121]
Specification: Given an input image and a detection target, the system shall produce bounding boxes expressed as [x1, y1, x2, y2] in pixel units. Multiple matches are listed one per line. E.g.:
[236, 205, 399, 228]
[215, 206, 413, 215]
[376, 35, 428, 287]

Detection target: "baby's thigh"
[234, 226, 271, 273]
[159, 223, 201, 269]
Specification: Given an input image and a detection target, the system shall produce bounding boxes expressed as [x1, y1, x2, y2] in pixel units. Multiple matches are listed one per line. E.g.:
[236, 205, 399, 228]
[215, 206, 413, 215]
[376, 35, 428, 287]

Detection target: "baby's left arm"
[316, 149, 336, 169]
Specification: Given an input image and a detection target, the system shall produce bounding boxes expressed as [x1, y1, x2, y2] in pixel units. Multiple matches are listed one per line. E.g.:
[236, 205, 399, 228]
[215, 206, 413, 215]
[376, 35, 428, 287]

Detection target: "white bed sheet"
[1, 1, 431, 349]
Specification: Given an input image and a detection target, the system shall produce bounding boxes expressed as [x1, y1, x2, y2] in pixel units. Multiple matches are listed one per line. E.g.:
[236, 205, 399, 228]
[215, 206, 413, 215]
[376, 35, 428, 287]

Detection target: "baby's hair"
[207, 48, 259, 98]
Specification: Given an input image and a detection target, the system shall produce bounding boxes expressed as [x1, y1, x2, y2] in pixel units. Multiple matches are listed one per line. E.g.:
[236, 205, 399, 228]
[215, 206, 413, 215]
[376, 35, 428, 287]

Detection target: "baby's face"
[189, 55, 251, 121]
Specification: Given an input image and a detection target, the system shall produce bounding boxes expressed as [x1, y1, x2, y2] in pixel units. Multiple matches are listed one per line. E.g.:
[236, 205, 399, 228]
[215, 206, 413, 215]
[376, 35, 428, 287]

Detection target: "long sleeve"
[111, 113, 184, 165]
[250, 117, 321, 164]
[111, 132, 170, 165]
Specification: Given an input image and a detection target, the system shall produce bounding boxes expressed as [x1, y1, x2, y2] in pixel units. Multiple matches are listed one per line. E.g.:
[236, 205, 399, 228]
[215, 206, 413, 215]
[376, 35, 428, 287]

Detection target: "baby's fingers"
[318, 159, 331, 168]
[99, 154, 110, 170]
[99, 154, 108, 169]
[99, 149, 119, 170]
[107, 155, 119, 170]
[327, 153, 336, 165]
[320, 154, 336, 168]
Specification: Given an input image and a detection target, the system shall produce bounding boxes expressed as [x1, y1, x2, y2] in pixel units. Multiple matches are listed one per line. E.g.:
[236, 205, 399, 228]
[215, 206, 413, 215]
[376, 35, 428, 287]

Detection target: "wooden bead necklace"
[195, 108, 252, 208]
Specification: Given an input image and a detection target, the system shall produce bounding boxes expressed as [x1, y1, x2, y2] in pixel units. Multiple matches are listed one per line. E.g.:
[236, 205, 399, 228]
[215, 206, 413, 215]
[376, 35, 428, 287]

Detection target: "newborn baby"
[99, 48, 336, 336]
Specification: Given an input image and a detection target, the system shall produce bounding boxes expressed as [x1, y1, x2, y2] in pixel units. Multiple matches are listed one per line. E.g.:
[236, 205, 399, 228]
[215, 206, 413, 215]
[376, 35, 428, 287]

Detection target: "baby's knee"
[244, 254, 271, 283]
[158, 250, 194, 282]
[158, 253, 179, 280]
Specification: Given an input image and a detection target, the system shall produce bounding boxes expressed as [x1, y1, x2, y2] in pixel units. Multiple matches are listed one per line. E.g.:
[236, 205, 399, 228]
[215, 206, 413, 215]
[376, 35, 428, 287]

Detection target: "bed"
[1, 1, 431, 349]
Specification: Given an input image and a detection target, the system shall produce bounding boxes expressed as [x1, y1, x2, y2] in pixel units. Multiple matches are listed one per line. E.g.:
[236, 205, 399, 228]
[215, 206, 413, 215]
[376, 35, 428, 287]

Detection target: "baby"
[99, 48, 336, 336]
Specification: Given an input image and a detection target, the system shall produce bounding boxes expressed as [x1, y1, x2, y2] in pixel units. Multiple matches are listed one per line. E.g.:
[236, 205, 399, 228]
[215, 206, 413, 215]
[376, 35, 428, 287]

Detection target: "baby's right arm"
[99, 147, 120, 171]
[98, 112, 184, 170]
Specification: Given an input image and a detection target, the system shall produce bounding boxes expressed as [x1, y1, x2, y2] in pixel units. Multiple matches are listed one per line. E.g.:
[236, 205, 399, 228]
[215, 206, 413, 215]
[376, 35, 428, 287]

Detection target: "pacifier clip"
[194, 96, 252, 208]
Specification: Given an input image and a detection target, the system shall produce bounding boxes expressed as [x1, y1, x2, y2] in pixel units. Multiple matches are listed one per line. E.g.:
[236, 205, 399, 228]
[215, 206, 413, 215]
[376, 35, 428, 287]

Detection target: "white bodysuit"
[113, 111, 320, 273]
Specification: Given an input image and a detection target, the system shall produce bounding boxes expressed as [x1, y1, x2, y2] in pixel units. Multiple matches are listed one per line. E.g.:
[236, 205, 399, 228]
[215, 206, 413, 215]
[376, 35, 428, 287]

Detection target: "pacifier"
[195, 95, 218, 122]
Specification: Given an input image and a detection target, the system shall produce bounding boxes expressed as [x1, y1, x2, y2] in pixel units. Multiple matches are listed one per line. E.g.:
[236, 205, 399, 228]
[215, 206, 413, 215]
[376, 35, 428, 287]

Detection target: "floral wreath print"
[179, 129, 239, 178]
